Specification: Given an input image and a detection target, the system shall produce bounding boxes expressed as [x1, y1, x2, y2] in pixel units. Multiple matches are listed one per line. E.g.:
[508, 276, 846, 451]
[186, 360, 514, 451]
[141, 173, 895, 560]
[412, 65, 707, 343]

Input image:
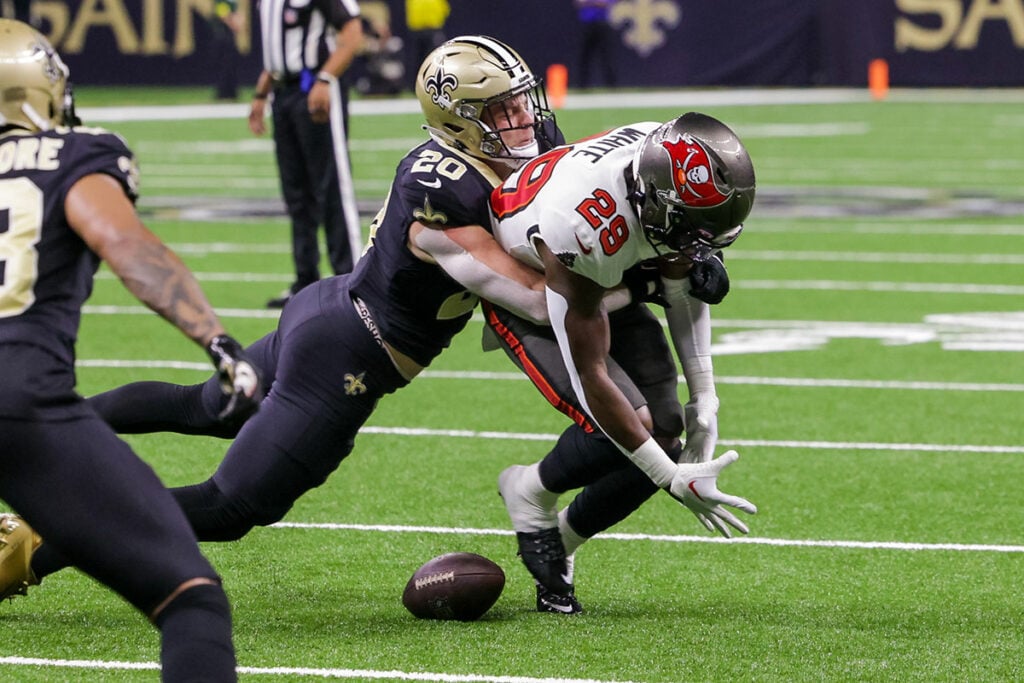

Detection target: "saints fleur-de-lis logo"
[344, 372, 367, 396]
[424, 66, 458, 107]
[610, 0, 681, 57]
[412, 196, 448, 225]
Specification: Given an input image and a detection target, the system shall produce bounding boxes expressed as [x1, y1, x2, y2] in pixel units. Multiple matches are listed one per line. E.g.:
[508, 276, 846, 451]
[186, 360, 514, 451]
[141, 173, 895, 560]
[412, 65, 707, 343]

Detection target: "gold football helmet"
[0, 19, 77, 132]
[415, 35, 554, 164]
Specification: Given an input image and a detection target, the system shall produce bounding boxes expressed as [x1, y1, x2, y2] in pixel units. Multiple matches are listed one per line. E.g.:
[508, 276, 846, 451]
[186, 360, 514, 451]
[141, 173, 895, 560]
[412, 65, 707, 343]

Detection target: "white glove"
[680, 392, 719, 463]
[666, 450, 756, 538]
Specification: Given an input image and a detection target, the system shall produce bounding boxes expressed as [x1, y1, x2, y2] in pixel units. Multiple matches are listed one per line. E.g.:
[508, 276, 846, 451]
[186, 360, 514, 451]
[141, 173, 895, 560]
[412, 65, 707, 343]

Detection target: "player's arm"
[658, 257, 719, 464]
[409, 221, 550, 324]
[538, 240, 659, 457]
[542, 241, 756, 536]
[65, 173, 262, 418]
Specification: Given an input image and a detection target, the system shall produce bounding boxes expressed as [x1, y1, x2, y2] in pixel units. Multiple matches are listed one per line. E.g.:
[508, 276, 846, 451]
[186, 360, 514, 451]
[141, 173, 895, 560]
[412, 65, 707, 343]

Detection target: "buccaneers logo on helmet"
[660, 135, 731, 209]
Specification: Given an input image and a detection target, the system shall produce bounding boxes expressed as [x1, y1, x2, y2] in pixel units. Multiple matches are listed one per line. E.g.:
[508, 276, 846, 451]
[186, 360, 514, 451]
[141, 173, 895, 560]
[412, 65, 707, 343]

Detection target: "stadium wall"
[36, 0, 1024, 88]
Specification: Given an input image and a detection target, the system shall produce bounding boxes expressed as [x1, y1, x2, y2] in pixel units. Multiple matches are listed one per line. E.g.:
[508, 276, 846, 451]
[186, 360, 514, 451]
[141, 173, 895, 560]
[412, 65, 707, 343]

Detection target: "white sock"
[557, 507, 588, 556]
[522, 462, 560, 516]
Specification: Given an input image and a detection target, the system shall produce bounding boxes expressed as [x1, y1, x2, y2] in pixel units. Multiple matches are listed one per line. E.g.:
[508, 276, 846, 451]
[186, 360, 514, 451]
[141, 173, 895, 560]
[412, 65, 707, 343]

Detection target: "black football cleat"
[514, 527, 574, 596]
[536, 581, 583, 615]
[265, 288, 294, 309]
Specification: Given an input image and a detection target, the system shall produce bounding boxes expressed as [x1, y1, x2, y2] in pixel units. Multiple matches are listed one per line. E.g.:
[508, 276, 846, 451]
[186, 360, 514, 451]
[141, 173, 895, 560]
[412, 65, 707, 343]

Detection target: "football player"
[23, 35, 566, 577]
[487, 113, 758, 611]
[0, 19, 261, 681]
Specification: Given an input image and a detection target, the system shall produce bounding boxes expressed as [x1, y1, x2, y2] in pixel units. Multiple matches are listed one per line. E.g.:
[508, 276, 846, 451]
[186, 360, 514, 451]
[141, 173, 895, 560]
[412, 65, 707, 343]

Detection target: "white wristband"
[625, 437, 677, 489]
[316, 70, 337, 85]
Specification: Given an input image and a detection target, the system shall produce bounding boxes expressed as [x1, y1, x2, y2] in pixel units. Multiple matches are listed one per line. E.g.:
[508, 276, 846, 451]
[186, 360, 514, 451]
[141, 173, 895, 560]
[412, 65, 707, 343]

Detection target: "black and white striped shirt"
[257, 0, 360, 81]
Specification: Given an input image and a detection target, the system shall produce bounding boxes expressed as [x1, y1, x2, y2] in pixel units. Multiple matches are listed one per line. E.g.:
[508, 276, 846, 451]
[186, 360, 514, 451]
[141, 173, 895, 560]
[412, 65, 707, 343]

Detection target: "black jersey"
[0, 126, 138, 365]
[347, 139, 504, 367]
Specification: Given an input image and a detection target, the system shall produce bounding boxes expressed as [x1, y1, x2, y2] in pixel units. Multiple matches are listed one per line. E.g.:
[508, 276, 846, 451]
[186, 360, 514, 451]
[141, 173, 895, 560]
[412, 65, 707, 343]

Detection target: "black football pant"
[483, 301, 684, 538]
[91, 277, 407, 542]
[1, 344, 236, 680]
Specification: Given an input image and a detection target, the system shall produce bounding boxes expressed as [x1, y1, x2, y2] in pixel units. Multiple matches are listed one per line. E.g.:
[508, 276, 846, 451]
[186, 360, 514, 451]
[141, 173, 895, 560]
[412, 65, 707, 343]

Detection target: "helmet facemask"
[469, 83, 552, 162]
[635, 179, 745, 262]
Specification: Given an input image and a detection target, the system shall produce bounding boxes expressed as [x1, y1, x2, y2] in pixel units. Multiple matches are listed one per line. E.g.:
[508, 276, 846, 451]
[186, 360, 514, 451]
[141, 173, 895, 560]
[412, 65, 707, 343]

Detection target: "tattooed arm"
[65, 173, 226, 346]
[65, 173, 263, 419]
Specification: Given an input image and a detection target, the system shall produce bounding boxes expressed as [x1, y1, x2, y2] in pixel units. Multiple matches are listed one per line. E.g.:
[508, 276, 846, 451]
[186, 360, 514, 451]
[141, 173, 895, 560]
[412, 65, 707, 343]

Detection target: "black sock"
[88, 381, 235, 438]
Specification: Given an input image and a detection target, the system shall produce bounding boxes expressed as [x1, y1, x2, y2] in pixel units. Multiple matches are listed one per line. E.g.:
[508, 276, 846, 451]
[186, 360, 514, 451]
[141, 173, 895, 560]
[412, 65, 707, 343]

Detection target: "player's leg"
[485, 301, 649, 498]
[484, 302, 647, 612]
[86, 330, 280, 438]
[170, 278, 407, 541]
[559, 304, 683, 537]
[0, 412, 236, 680]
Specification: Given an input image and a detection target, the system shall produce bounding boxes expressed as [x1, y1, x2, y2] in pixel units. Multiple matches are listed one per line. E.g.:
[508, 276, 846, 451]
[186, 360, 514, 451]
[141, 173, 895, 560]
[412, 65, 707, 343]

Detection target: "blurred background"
[11, 0, 1024, 92]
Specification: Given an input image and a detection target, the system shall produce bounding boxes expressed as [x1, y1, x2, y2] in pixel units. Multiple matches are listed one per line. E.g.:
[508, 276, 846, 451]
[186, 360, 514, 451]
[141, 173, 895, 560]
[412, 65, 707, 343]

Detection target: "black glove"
[622, 262, 669, 308]
[205, 334, 264, 423]
[688, 252, 730, 305]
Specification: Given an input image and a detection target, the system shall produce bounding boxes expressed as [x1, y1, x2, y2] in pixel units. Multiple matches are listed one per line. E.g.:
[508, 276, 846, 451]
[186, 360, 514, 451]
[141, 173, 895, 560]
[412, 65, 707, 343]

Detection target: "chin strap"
[21, 103, 51, 131]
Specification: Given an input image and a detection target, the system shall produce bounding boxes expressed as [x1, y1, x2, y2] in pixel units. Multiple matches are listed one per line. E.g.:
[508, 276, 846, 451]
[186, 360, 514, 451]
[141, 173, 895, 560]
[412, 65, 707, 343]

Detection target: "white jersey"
[489, 122, 661, 289]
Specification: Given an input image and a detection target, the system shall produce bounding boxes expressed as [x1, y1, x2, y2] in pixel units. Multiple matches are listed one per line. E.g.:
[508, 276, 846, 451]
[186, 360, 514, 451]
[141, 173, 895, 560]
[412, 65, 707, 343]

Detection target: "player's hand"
[622, 262, 669, 307]
[205, 334, 263, 422]
[665, 450, 756, 538]
[688, 252, 730, 304]
[681, 392, 719, 463]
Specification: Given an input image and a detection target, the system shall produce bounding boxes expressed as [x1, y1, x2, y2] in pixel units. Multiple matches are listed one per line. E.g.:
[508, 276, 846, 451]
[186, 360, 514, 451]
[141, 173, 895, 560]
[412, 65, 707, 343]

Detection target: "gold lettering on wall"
[63, 0, 140, 53]
[31, 0, 252, 56]
[956, 0, 1024, 47]
[896, 0, 1024, 50]
[141, 0, 168, 54]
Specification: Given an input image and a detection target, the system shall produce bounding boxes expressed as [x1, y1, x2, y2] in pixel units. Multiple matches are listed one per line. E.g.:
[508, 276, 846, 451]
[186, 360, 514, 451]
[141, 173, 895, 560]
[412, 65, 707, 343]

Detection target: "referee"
[249, 0, 364, 308]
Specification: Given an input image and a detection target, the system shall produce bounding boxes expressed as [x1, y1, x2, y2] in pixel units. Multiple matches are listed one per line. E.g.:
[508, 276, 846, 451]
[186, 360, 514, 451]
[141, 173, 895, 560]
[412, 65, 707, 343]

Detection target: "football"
[401, 552, 505, 621]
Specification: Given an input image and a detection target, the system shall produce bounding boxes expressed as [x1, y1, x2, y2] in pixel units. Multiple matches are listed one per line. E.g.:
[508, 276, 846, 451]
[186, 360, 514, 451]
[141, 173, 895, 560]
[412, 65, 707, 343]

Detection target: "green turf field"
[2, 88, 1023, 682]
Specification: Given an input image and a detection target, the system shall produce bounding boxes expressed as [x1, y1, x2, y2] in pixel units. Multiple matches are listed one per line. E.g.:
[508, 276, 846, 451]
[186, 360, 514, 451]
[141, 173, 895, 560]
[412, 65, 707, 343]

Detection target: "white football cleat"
[497, 464, 558, 532]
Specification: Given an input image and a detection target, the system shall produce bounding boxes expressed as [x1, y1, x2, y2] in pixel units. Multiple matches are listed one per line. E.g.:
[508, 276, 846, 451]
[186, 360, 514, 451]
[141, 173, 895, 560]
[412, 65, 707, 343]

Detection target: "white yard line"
[271, 521, 1024, 554]
[353, 425, 1024, 455]
[75, 360, 1024, 394]
[0, 657, 637, 683]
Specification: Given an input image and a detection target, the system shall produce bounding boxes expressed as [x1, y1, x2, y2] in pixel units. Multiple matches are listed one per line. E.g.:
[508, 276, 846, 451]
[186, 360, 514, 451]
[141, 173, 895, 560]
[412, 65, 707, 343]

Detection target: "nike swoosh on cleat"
[542, 600, 577, 614]
[688, 481, 706, 501]
[417, 178, 442, 188]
